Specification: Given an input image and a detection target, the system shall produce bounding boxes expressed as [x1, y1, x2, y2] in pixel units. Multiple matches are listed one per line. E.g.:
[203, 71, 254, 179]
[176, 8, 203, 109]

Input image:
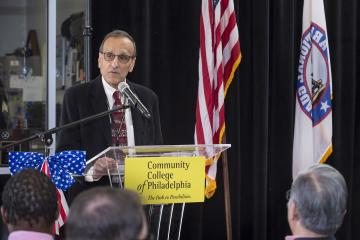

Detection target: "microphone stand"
[0, 105, 130, 151]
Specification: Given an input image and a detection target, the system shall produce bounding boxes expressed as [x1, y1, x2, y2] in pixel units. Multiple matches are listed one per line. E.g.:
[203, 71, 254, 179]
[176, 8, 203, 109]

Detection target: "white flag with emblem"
[292, 0, 332, 178]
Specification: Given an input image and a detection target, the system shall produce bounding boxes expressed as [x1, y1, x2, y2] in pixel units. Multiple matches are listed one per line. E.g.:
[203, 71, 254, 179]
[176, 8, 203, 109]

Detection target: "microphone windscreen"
[119, 81, 129, 93]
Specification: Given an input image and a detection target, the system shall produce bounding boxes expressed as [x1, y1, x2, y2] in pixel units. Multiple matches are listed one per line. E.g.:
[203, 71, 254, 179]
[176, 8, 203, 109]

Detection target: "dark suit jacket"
[293, 237, 335, 240]
[56, 76, 163, 159]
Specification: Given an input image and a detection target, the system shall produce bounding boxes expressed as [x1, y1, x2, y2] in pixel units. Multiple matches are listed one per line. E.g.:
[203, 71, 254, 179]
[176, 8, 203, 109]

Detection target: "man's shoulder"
[128, 81, 158, 99]
[64, 77, 101, 97]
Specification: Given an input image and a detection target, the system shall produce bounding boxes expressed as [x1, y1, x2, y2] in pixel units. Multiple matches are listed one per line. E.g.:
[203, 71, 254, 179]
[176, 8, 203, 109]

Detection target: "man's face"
[98, 36, 136, 88]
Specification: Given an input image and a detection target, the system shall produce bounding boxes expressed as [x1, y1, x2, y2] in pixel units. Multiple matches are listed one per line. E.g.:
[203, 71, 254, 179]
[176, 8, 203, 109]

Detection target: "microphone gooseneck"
[119, 82, 151, 119]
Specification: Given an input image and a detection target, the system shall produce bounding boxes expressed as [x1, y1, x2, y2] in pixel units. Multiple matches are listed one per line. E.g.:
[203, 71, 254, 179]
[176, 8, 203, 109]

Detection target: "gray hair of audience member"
[99, 30, 137, 57]
[288, 163, 348, 236]
[66, 187, 146, 240]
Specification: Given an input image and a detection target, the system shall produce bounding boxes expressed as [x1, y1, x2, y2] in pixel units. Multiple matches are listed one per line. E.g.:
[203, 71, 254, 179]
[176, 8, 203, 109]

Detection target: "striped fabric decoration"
[195, 0, 241, 198]
[41, 160, 69, 237]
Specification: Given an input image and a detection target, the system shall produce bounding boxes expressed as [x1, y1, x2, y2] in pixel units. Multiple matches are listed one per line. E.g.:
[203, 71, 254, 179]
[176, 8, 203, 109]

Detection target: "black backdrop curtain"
[91, 0, 359, 239]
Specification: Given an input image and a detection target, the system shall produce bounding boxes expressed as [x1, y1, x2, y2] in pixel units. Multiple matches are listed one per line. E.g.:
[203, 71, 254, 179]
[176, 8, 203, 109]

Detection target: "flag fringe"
[206, 158, 214, 166]
[205, 175, 217, 198]
[224, 53, 242, 97]
[204, 54, 241, 198]
[320, 145, 333, 163]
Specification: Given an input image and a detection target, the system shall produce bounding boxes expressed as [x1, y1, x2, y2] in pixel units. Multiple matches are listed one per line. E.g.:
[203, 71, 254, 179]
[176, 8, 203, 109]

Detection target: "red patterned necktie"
[111, 91, 127, 146]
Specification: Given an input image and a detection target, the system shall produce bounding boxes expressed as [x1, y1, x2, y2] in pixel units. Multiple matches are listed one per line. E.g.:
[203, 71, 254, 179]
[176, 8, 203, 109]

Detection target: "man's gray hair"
[288, 163, 347, 236]
[99, 29, 137, 56]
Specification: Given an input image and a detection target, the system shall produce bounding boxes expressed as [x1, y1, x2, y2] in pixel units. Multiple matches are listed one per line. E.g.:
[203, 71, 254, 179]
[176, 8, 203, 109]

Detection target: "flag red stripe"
[198, 6, 214, 141]
[196, 0, 241, 196]
[220, 0, 230, 16]
[221, 13, 236, 46]
[223, 43, 241, 83]
[207, 0, 214, 34]
[41, 160, 68, 237]
[195, 99, 206, 144]
[58, 190, 67, 221]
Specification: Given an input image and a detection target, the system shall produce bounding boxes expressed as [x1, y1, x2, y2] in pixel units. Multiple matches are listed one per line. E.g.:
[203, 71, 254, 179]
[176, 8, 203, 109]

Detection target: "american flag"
[195, 0, 241, 198]
[41, 160, 69, 236]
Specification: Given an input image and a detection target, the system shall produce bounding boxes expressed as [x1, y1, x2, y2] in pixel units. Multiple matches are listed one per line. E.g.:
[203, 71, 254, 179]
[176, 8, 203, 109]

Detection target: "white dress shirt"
[101, 77, 135, 147]
[84, 78, 135, 182]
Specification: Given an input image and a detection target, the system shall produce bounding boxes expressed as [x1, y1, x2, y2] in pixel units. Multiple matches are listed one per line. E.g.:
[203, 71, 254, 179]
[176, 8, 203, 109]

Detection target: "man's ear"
[1, 206, 9, 225]
[129, 57, 136, 72]
[288, 200, 299, 221]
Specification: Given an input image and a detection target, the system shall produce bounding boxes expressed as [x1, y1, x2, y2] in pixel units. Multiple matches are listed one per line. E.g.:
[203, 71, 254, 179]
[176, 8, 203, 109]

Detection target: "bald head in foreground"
[66, 187, 147, 240]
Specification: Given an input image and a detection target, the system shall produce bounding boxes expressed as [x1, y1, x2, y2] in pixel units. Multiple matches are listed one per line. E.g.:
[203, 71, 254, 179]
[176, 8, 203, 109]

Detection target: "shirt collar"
[286, 236, 300, 240]
[8, 230, 53, 240]
[285, 236, 333, 240]
[101, 76, 127, 95]
[102, 77, 127, 107]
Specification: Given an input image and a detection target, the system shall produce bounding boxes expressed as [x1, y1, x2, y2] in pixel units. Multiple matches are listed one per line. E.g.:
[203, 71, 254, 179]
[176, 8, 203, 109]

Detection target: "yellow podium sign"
[125, 156, 205, 204]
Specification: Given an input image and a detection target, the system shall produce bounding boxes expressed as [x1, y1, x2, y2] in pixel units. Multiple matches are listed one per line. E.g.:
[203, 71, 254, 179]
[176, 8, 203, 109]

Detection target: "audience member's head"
[1, 168, 58, 234]
[66, 187, 147, 240]
[287, 163, 347, 237]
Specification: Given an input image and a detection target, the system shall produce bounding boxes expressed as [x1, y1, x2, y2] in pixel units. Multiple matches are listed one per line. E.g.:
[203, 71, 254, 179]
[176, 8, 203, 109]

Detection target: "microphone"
[119, 82, 151, 119]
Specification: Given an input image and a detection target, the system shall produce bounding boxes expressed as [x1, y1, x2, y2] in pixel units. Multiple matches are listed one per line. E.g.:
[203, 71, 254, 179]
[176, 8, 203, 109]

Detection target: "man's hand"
[93, 157, 118, 180]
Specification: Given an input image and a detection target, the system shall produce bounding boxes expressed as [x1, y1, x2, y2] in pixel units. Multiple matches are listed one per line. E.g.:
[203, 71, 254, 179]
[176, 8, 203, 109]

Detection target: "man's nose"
[110, 57, 120, 67]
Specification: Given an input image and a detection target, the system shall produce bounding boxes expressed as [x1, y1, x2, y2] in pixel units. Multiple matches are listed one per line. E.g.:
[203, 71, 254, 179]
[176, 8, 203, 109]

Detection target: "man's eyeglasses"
[286, 189, 291, 201]
[100, 52, 135, 64]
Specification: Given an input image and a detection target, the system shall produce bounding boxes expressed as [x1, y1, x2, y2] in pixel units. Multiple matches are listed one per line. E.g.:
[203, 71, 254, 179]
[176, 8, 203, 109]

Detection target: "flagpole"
[222, 133, 232, 240]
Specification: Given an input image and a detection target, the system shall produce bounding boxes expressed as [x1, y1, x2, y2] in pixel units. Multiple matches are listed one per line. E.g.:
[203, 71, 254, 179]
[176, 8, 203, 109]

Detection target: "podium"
[84, 144, 230, 240]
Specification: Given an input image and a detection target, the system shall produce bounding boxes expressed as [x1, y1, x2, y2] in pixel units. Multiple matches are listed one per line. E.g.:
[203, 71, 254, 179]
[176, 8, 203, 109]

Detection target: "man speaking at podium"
[56, 29, 163, 196]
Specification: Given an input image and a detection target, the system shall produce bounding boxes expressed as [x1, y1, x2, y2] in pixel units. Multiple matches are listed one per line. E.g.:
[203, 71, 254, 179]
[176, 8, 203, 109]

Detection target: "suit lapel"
[90, 77, 112, 146]
[131, 107, 145, 145]
[128, 82, 146, 145]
